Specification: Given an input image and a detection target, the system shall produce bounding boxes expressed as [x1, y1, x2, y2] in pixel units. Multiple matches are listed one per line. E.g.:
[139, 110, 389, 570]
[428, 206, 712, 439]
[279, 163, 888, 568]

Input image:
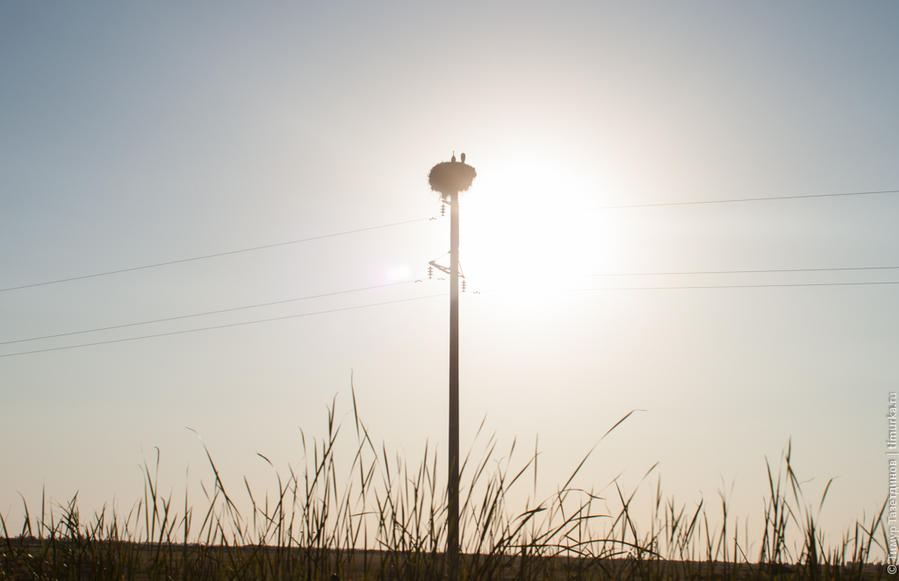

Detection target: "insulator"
[440, 203, 446, 216]
[462, 279, 467, 292]
[428, 266, 433, 279]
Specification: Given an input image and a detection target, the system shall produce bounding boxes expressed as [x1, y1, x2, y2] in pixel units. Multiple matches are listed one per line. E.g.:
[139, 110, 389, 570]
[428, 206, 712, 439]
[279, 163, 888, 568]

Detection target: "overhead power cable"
[0, 293, 446, 359]
[0, 280, 416, 346]
[2, 279, 896, 359]
[469, 279, 899, 298]
[598, 188, 899, 209]
[0, 217, 433, 294]
[2, 187, 896, 295]
[5, 265, 894, 347]
[590, 265, 899, 277]
[575, 280, 899, 291]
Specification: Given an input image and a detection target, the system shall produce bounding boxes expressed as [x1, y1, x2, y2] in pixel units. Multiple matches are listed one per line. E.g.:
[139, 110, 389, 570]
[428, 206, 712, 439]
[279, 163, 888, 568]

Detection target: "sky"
[1, 0, 898, 555]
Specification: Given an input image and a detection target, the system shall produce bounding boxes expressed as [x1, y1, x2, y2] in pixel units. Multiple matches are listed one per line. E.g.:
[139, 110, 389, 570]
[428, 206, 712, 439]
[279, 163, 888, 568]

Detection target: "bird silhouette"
[460, 152, 466, 164]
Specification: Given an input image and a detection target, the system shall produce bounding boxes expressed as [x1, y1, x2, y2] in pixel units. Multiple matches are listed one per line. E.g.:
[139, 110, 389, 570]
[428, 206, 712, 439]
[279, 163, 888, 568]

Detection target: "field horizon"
[1, 398, 888, 580]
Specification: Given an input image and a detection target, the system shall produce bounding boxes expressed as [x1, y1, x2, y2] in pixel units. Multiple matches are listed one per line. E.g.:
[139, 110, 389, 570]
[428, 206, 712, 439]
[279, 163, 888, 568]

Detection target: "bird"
[460, 152, 466, 163]
[451, 151, 456, 163]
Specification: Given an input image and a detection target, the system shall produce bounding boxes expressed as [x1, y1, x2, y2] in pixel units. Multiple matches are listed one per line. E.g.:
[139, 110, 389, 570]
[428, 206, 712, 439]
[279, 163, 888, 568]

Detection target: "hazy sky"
[2, 1, 898, 551]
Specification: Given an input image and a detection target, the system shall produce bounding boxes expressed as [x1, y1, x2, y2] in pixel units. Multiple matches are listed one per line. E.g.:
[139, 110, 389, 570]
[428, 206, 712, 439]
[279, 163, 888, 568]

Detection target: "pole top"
[429, 152, 476, 195]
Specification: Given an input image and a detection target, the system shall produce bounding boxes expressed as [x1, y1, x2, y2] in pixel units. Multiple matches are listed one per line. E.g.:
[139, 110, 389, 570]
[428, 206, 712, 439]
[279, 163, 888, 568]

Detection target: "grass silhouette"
[0, 390, 888, 580]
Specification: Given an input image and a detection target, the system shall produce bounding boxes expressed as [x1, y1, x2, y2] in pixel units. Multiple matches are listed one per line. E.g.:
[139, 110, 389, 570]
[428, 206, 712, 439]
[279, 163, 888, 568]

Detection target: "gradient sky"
[2, 1, 898, 552]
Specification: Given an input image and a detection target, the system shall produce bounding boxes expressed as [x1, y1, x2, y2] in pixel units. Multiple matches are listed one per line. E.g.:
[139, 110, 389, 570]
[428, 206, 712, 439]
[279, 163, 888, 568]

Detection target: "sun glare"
[385, 264, 413, 283]
[460, 154, 606, 305]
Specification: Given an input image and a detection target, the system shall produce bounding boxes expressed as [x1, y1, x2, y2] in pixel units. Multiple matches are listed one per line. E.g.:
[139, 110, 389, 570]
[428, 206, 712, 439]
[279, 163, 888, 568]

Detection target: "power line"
[590, 265, 899, 277]
[3, 187, 898, 296]
[574, 280, 899, 291]
[0, 293, 445, 359]
[0, 217, 434, 294]
[0, 281, 416, 346]
[469, 279, 899, 298]
[598, 188, 899, 209]
[3, 279, 896, 359]
[6, 265, 895, 347]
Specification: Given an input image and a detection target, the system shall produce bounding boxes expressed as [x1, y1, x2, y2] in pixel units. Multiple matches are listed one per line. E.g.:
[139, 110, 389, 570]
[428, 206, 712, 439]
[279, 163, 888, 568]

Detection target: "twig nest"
[428, 161, 476, 195]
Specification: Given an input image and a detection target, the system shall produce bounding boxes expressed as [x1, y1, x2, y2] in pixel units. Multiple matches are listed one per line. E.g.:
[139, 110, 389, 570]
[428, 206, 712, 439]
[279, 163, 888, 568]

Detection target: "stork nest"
[428, 161, 476, 195]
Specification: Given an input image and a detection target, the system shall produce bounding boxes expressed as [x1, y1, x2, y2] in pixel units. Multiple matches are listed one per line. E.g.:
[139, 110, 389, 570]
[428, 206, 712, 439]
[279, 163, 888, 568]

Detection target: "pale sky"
[1, 1, 897, 554]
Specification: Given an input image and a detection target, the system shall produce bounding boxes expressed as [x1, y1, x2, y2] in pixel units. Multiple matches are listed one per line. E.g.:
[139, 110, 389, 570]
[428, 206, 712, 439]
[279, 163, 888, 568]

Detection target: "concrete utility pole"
[428, 153, 476, 581]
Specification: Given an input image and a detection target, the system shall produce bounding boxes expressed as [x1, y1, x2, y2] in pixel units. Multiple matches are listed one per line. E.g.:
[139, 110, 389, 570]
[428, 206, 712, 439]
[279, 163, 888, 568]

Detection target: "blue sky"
[1, 1, 898, 553]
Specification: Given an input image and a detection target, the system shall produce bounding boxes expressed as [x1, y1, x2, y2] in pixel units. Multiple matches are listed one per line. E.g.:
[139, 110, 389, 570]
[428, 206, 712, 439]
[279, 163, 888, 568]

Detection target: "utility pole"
[428, 153, 476, 581]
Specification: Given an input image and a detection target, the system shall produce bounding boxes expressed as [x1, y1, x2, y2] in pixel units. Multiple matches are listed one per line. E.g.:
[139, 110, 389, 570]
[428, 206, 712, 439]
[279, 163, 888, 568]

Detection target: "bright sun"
[459, 154, 610, 303]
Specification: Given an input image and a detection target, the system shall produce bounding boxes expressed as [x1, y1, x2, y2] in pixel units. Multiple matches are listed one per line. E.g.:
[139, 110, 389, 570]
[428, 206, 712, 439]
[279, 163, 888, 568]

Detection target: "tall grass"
[0, 391, 888, 580]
